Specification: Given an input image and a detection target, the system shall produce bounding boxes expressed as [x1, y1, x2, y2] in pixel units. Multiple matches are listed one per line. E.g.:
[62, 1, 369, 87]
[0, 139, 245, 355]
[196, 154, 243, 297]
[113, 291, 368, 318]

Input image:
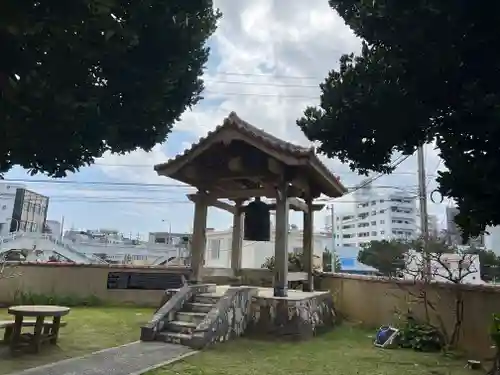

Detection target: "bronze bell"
[244, 197, 271, 241]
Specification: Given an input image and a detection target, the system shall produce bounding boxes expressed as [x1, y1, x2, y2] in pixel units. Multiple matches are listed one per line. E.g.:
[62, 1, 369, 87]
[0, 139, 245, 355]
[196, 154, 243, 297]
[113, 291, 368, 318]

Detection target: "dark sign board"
[107, 272, 187, 290]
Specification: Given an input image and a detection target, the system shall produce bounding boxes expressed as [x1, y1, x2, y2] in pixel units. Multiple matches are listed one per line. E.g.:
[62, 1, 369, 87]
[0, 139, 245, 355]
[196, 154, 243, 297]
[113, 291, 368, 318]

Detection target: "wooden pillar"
[190, 194, 208, 283]
[230, 200, 244, 275]
[302, 197, 314, 292]
[274, 183, 289, 297]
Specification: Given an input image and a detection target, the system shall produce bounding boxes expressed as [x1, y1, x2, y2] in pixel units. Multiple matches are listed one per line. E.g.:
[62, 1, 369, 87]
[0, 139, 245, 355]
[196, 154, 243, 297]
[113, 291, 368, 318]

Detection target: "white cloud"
[96, 0, 449, 230]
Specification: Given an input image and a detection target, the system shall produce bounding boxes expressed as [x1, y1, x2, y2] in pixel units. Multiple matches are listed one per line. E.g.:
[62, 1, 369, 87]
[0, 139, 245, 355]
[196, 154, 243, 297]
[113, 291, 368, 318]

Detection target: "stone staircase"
[157, 291, 222, 345]
[141, 284, 257, 349]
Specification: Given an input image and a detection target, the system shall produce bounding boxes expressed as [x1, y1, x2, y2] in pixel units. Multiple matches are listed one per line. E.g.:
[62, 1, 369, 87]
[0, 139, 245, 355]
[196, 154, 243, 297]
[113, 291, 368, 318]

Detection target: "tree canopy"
[0, 0, 220, 177]
[322, 249, 341, 272]
[357, 240, 407, 276]
[297, 1, 500, 240]
[467, 248, 500, 283]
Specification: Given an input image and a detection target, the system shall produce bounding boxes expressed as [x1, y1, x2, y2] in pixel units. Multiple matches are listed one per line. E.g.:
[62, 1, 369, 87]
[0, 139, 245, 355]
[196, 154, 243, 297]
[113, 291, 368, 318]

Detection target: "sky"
[4, 0, 453, 238]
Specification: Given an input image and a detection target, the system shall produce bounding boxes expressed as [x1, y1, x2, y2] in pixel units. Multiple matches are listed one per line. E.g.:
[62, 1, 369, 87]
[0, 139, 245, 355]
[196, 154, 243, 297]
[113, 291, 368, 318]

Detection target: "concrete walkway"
[10, 342, 196, 375]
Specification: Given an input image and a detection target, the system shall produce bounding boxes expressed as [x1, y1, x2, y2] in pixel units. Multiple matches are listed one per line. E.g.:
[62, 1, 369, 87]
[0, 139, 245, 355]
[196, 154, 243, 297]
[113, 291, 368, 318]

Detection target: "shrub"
[398, 314, 444, 352]
[13, 291, 104, 307]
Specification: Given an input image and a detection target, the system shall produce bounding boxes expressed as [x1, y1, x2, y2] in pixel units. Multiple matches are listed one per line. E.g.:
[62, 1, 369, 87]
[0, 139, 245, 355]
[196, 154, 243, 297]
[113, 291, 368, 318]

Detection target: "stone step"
[175, 311, 207, 325]
[157, 331, 192, 345]
[166, 320, 197, 334]
[183, 302, 214, 313]
[192, 293, 221, 305]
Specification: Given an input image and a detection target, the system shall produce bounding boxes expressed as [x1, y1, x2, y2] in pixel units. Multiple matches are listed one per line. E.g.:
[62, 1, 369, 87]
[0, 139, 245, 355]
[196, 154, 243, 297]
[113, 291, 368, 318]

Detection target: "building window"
[1, 205, 6, 210]
[371, 231, 377, 236]
[209, 239, 221, 259]
[371, 201, 376, 205]
[380, 230, 385, 235]
[380, 220, 385, 224]
[371, 221, 376, 226]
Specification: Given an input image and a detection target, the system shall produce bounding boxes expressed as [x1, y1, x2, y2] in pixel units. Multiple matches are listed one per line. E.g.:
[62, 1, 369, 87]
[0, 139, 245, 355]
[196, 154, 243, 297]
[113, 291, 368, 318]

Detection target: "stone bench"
[0, 320, 68, 342]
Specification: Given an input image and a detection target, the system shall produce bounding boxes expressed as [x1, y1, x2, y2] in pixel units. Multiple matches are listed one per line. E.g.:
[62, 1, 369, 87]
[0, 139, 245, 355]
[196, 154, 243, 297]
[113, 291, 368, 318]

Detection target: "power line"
[45, 193, 422, 205]
[204, 79, 319, 89]
[3, 178, 420, 194]
[344, 155, 412, 195]
[92, 162, 435, 177]
[3, 178, 191, 188]
[203, 90, 318, 99]
[206, 71, 323, 80]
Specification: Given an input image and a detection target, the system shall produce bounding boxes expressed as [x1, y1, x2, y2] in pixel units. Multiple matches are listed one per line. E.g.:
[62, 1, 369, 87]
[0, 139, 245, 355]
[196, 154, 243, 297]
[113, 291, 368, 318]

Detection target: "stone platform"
[211, 285, 336, 340]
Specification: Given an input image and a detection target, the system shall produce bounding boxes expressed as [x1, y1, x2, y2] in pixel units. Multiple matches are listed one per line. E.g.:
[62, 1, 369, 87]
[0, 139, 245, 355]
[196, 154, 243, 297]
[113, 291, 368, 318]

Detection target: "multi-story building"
[11, 188, 49, 233]
[44, 219, 62, 239]
[484, 226, 500, 255]
[0, 182, 24, 236]
[445, 206, 461, 245]
[204, 227, 327, 269]
[427, 214, 439, 238]
[333, 184, 417, 248]
[148, 231, 191, 246]
[446, 206, 485, 247]
[0, 182, 48, 236]
[403, 250, 484, 285]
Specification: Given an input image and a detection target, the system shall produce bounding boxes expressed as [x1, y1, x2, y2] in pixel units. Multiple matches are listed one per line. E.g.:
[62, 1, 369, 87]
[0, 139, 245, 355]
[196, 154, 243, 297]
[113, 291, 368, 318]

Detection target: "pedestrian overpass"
[0, 232, 107, 264]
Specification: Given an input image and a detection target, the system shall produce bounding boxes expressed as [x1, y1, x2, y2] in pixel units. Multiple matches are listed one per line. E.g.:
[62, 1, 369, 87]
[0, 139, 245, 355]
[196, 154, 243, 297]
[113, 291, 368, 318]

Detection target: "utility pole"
[417, 145, 431, 278]
[330, 204, 336, 272]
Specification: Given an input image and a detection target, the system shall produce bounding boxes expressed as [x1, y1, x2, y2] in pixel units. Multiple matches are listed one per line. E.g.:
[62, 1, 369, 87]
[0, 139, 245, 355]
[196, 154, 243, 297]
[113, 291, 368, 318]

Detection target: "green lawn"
[149, 325, 472, 375]
[0, 307, 150, 375]
[0, 308, 475, 375]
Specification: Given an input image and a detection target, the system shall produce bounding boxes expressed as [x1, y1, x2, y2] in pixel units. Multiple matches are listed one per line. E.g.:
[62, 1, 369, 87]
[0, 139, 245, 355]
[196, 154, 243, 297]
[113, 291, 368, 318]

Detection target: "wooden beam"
[288, 197, 308, 213]
[207, 188, 278, 199]
[267, 157, 284, 175]
[187, 194, 236, 214]
[266, 199, 325, 212]
[207, 185, 308, 200]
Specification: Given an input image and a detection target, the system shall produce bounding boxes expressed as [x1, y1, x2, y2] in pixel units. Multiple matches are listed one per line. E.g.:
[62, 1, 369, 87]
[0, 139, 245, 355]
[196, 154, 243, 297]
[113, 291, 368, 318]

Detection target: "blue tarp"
[325, 243, 378, 272]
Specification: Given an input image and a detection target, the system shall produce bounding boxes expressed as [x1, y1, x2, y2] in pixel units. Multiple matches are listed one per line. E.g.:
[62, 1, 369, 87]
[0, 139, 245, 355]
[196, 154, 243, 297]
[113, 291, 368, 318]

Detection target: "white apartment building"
[204, 227, 327, 269]
[0, 182, 48, 236]
[0, 182, 24, 236]
[333, 184, 417, 248]
[403, 250, 484, 285]
[427, 214, 439, 238]
[45, 220, 62, 238]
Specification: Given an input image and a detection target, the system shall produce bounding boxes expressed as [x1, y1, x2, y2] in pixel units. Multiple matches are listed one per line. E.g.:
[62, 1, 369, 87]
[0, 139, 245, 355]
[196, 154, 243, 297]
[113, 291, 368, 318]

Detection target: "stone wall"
[190, 286, 259, 349]
[321, 273, 500, 359]
[248, 291, 336, 339]
[0, 263, 272, 306]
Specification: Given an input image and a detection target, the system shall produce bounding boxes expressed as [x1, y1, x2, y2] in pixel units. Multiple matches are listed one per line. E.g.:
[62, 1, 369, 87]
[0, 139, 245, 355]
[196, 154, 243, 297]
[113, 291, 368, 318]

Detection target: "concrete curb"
[129, 350, 198, 375]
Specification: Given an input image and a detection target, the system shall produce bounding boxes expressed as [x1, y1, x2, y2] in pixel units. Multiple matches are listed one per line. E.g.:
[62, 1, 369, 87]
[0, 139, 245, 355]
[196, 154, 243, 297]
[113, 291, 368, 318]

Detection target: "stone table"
[7, 305, 70, 353]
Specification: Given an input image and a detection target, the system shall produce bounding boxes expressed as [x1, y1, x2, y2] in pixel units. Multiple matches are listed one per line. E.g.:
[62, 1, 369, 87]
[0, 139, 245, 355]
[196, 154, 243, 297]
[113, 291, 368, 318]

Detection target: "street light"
[162, 219, 172, 244]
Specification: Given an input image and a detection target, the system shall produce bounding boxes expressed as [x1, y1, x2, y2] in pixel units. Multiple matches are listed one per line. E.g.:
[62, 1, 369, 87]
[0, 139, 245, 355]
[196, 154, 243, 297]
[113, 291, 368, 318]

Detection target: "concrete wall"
[321, 273, 500, 358]
[0, 263, 273, 307]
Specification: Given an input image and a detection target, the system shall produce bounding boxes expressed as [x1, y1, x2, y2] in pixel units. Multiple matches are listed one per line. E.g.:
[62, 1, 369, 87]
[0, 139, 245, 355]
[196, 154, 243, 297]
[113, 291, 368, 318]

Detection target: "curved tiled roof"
[154, 112, 347, 195]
